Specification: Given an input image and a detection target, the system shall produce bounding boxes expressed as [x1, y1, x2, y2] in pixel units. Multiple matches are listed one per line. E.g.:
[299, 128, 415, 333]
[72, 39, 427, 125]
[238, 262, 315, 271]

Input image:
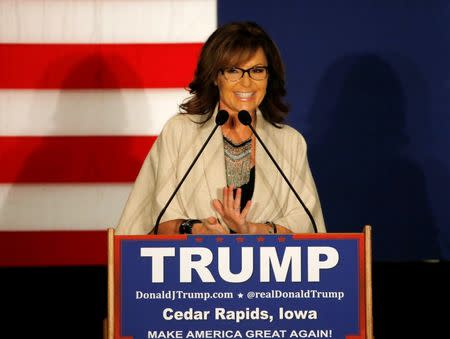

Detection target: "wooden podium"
[106, 226, 373, 339]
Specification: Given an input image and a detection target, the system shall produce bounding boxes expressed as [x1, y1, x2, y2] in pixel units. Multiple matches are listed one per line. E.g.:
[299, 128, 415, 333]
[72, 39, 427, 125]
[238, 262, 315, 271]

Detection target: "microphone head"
[216, 110, 229, 125]
[238, 110, 252, 126]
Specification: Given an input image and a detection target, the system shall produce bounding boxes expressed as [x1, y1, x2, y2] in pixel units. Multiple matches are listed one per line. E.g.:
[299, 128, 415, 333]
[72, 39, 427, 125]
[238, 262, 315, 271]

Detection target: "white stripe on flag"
[0, 89, 189, 136]
[0, 0, 217, 231]
[0, 184, 133, 230]
[0, 0, 217, 43]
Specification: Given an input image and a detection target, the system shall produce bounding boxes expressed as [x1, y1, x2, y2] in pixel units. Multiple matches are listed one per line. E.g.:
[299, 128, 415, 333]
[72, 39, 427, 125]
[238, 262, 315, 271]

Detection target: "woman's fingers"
[241, 200, 252, 219]
[223, 186, 231, 209]
[213, 186, 252, 233]
[212, 199, 224, 217]
[203, 216, 229, 234]
[205, 216, 218, 225]
[234, 188, 242, 211]
[223, 185, 241, 214]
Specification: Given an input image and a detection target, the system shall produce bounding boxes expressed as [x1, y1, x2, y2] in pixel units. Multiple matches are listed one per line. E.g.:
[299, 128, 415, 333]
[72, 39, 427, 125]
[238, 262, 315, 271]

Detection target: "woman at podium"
[116, 22, 326, 235]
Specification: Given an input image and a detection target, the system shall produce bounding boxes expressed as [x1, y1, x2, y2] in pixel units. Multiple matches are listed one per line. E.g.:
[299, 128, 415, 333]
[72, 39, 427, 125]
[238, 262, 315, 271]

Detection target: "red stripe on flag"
[0, 231, 107, 267]
[0, 136, 156, 183]
[0, 43, 202, 89]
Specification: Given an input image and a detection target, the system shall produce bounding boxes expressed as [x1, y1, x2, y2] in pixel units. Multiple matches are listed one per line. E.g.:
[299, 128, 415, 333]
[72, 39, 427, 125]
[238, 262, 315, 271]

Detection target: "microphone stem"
[247, 124, 319, 233]
[154, 124, 220, 234]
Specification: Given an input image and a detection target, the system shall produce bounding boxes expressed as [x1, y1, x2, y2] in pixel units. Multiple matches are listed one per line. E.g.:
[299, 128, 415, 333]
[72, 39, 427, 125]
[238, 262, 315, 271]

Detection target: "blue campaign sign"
[115, 234, 366, 339]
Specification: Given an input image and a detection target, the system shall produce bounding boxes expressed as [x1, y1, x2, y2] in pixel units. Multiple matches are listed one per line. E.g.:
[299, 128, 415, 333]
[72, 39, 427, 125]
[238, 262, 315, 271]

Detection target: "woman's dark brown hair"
[179, 21, 289, 125]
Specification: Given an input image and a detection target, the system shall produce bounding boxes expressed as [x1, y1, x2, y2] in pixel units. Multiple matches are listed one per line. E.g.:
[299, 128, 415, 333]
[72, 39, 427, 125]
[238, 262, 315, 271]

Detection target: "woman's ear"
[214, 73, 219, 86]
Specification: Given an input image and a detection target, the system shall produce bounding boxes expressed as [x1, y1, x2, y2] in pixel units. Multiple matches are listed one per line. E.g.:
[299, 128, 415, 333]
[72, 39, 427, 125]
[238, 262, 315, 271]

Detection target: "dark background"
[2, 2, 449, 338]
[217, 2, 450, 337]
[2, 263, 449, 338]
[218, 0, 450, 261]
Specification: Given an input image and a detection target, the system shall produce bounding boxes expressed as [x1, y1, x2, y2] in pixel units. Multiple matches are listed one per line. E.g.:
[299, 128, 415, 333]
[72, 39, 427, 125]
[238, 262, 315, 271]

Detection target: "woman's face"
[216, 48, 268, 117]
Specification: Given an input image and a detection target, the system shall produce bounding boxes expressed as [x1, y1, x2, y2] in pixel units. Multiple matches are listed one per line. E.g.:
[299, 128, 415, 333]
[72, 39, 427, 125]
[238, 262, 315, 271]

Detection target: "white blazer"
[116, 108, 326, 234]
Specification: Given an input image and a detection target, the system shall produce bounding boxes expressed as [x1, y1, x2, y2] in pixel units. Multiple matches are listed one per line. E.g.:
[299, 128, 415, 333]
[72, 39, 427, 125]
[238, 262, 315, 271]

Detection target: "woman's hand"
[192, 216, 229, 235]
[213, 186, 252, 233]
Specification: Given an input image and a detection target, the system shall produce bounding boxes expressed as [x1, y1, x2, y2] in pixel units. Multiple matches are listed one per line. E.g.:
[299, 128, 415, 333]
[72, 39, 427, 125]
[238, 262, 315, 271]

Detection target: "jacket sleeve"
[272, 131, 326, 233]
[115, 117, 188, 235]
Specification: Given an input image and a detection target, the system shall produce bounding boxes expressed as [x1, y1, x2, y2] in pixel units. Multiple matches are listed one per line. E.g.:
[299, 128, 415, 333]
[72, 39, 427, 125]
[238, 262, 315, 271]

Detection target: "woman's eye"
[252, 67, 265, 73]
[226, 68, 239, 74]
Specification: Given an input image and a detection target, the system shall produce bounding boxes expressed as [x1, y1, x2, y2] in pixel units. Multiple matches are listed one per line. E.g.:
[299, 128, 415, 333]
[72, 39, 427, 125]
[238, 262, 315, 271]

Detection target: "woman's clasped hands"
[212, 185, 253, 234]
[191, 186, 253, 235]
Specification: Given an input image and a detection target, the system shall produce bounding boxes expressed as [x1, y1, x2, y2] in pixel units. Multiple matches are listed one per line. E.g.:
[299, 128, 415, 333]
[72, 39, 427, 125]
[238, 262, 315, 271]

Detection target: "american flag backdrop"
[2, 1, 448, 263]
[0, 0, 217, 232]
[0, 0, 217, 266]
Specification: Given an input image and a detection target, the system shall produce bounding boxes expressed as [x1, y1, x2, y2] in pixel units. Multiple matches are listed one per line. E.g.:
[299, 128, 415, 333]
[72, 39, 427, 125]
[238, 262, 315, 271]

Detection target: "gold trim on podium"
[107, 228, 115, 339]
[364, 225, 374, 339]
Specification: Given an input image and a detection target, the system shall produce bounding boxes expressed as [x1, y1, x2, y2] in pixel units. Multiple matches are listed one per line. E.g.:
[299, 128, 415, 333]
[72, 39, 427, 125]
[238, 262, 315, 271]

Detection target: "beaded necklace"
[223, 135, 252, 188]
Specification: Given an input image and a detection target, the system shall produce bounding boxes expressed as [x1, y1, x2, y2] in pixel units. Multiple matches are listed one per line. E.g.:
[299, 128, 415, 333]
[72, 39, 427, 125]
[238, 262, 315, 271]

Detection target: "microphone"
[238, 110, 318, 233]
[153, 110, 229, 234]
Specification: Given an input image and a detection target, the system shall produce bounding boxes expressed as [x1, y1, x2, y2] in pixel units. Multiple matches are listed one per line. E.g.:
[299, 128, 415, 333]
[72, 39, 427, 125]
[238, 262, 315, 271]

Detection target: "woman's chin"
[236, 103, 257, 113]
